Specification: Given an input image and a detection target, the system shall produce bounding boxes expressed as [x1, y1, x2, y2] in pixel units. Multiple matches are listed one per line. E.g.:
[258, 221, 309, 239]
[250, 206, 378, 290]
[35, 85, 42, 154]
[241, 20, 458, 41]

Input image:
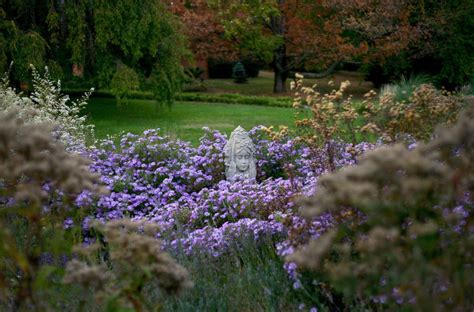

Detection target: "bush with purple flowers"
[76, 122, 380, 267]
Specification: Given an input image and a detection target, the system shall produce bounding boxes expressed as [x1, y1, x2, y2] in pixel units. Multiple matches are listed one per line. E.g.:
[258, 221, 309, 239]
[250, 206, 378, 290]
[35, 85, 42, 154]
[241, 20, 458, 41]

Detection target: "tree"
[232, 61, 248, 83]
[110, 63, 140, 106]
[215, 0, 361, 93]
[169, 0, 237, 62]
[217, 0, 434, 93]
[1, 1, 189, 105]
[327, 0, 474, 89]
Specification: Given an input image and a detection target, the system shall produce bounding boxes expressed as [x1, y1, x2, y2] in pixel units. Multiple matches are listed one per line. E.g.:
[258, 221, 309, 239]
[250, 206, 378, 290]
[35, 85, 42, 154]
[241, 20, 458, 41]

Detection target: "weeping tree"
[91, 0, 188, 105]
[1, 0, 188, 105]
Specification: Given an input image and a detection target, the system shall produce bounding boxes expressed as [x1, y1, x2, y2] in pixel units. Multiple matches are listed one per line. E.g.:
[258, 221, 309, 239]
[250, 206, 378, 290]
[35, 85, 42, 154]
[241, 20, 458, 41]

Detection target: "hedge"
[64, 89, 292, 108]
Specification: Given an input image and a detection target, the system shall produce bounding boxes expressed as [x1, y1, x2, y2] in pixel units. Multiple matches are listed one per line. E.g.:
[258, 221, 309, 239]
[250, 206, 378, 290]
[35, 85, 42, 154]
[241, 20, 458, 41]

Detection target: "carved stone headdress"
[224, 126, 256, 181]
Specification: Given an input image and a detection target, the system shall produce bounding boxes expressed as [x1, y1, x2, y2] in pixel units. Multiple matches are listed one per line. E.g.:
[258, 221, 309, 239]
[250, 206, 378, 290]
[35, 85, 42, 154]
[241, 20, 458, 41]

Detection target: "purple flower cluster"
[169, 218, 285, 257]
[78, 126, 376, 259]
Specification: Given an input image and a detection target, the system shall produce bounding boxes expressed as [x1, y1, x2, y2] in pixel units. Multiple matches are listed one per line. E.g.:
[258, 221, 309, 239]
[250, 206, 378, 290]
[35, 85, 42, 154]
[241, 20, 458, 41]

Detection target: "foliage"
[361, 0, 474, 89]
[10, 31, 47, 83]
[64, 88, 293, 107]
[289, 107, 474, 311]
[110, 63, 140, 106]
[376, 83, 463, 141]
[71, 120, 379, 310]
[216, 0, 428, 93]
[207, 58, 261, 79]
[170, 0, 238, 62]
[64, 219, 192, 311]
[0, 67, 94, 152]
[379, 74, 433, 103]
[1, 0, 189, 105]
[291, 74, 379, 171]
[425, 0, 474, 89]
[0, 8, 9, 74]
[94, 0, 189, 106]
[0, 110, 191, 310]
[163, 237, 301, 311]
[0, 110, 103, 310]
[183, 67, 207, 92]
[232, 62, 248, 84]
[216, 0, 352, 92]
[291, 74, 464, 153]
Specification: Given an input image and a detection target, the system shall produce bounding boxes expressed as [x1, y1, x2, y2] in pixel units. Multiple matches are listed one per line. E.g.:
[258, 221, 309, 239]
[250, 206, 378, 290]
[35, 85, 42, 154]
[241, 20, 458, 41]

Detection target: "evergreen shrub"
[232, 62, 248, 84]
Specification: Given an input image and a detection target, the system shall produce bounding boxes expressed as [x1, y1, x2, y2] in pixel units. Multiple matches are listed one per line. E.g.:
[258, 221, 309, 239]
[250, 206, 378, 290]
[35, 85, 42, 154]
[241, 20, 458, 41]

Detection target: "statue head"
[224, 126, 256, 181]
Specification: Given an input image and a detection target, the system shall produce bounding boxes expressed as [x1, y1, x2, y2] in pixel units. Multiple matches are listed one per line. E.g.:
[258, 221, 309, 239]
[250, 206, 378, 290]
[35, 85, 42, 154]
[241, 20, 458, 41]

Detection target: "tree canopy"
[1, 0, 188, 104]
[1, 0, 472, 94]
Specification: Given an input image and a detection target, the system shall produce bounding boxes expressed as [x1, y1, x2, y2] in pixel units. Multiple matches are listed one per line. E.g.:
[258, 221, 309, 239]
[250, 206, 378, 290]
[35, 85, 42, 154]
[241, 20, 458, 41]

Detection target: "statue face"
[235, 149, 251, 172]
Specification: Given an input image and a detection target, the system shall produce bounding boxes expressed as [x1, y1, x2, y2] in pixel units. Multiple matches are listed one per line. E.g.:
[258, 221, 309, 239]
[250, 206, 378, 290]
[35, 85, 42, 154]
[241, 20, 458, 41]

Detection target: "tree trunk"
[271, 0, 287, 93]
[289, 61, 340, 79]
[85, 0, 95, 74]
[273, 65, 287, 93]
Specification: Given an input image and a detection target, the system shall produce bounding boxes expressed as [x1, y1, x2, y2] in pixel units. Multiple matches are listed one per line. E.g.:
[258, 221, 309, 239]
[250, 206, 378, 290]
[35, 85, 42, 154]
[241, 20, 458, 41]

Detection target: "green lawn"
[201, 70, 374, 98]
[86, 98, 296, 145]
[83, 70, 373, 145]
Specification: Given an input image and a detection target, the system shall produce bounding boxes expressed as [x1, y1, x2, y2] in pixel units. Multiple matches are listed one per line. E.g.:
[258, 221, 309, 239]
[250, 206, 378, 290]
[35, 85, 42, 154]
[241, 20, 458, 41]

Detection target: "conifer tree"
[232, 62, 248, 83]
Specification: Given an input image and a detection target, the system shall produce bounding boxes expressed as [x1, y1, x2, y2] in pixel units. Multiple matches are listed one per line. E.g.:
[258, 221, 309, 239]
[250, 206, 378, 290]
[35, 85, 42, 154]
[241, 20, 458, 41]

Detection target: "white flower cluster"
[0, 66, 94, 152]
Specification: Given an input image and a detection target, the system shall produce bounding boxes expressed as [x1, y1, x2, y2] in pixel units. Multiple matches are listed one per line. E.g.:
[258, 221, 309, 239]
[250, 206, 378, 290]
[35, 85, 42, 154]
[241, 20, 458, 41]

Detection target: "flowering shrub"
[64, 219, 192, 310]
[80, 123, 378, 266]
[0, 66, 94, 152]
[291, 75, 464, 171]
[0, 110, 192, 311]
[289, 107, 474, 311]
[376, 83, 463, 141]
[0, 110, 103, 310]
[291, 74, 381, 171]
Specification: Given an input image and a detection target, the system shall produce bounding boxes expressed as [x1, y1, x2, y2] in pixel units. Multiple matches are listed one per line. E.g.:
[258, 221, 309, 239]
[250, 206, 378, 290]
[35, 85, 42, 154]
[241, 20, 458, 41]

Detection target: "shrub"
[0, 110, 103, 310]
[379, 74, 432, 103]
[183, 67, 207, 92]
[292, 73, 464, 148]
[376, 83, 463, 141]
[208, 58, 261, 79]
[0, 66, 94, 152]
[289, 107, 474, 311]
[79, 124, 373, 265]
[291, 73, 380, 171]
[232, 61, 248, 84]
[63, 88, 293, 107]
[64, 219, 192, 310]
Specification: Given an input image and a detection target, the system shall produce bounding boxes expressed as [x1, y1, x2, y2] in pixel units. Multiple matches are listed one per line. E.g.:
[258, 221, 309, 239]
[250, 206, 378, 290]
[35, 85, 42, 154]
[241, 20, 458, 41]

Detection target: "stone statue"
[224, 126, 256, 181]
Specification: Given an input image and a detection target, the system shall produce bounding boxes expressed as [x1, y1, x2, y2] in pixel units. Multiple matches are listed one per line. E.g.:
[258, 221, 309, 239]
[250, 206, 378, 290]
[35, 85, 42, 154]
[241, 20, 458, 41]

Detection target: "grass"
[85, 98, 296, 145]
[0, 237, 307, 311]
[202, 70, 374, 98]
[160, 237, 303, 311]
[78, 70, 376, 145]
[379, 73, 433, 102]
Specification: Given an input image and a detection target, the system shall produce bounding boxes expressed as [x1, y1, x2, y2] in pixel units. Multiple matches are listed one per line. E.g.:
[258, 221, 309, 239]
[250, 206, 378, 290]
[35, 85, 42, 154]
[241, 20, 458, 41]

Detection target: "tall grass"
[160, 237, 301, 311]
[379, 74, 432, 102]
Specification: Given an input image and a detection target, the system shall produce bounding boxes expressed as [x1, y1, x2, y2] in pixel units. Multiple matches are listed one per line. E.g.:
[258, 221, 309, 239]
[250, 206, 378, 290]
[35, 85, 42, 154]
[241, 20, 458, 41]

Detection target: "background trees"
[214, 0, 474, 92]
[1, 0, 188, 103]
[216, 0, 363, 93]
[333, 0, 474, 89]
[1, 0, 472, 95]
